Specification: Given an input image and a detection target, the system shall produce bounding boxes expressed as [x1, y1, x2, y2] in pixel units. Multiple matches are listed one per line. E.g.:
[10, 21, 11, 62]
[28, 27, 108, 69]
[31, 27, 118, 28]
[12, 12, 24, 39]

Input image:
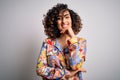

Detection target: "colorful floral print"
[36, 37, 86, 80]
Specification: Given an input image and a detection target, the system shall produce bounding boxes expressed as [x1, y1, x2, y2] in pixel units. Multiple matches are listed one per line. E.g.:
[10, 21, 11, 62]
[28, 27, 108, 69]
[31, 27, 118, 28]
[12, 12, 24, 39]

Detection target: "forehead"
[59, 10, 70, 16]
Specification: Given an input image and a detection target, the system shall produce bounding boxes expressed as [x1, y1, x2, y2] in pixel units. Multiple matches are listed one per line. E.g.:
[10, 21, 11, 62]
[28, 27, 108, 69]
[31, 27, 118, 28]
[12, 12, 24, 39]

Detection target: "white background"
[0, 0, 120, 80]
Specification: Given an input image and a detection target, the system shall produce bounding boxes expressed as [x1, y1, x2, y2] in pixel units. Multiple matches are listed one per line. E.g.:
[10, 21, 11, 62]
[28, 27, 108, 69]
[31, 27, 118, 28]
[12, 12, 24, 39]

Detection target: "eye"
[57, 17, 61, 20]
[65, 16, 70, 19]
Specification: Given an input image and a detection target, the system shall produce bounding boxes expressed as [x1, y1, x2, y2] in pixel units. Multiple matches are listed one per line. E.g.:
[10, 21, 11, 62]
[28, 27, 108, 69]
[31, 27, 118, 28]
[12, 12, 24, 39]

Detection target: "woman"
[36, 3, 87, 80]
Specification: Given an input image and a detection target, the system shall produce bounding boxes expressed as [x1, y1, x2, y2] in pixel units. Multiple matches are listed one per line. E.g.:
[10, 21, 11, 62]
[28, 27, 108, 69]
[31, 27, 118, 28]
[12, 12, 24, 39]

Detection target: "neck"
[59, 33, 70, 41]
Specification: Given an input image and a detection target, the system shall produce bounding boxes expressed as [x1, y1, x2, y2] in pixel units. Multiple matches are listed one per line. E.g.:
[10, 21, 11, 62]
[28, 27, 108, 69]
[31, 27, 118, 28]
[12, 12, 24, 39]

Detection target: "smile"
[62, 24, 68, 28]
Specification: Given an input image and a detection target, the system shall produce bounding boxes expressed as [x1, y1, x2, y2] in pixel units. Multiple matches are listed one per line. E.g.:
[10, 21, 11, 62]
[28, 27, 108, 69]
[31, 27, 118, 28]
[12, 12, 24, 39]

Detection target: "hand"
[61, 68, 86, 80]
[60, 28, 67, 34]
[67, 28, 76, 38]
[60, 27, 76, 38]
[78, 67, 87, 73]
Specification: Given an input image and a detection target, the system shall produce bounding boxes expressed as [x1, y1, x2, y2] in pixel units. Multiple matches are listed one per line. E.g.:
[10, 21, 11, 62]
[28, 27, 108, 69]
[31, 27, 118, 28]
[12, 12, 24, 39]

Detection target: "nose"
[62, 17, 65, 24]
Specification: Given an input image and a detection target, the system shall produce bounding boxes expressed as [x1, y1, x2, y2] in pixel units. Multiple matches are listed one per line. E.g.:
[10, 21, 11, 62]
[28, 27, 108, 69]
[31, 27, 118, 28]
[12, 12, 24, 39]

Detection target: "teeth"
[63, 24, 67, 27]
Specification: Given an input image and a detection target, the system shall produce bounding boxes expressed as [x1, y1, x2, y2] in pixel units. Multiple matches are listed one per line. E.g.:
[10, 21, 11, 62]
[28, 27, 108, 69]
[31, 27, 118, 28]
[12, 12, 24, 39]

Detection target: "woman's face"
[57, 10, 72, 33]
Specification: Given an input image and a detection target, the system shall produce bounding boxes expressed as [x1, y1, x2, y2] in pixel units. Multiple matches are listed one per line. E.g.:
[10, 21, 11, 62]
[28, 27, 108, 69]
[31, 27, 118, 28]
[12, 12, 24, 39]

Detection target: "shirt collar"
[54, 38, 63, 51]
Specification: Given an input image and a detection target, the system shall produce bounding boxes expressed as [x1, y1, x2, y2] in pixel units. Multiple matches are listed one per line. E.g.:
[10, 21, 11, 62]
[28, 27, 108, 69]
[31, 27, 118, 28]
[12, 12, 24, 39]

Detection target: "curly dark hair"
[43, 3, 82, 39]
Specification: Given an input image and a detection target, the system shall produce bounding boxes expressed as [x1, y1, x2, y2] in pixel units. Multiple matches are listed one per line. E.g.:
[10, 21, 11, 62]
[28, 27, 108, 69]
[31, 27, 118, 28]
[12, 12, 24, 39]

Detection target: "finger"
[60, 29, 66, 33]
[82, 70, 87, 73]
[60, 30, 64, 33]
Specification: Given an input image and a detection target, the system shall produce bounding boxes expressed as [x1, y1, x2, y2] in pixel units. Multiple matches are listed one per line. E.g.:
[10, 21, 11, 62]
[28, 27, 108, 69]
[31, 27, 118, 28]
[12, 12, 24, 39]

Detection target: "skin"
[57, 10, 76, 49]
[57, 10, 86, 79]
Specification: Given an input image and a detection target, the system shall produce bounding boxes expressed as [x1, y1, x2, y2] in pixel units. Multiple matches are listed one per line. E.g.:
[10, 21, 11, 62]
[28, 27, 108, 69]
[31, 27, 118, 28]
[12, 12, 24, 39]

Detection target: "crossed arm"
[36, 37, 86, 79]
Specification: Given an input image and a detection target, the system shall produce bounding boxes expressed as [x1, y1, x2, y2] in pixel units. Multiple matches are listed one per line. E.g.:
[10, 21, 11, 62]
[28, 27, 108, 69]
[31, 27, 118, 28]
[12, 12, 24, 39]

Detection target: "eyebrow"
[64, 14, 70, 17]
[58, 13, 70, 17]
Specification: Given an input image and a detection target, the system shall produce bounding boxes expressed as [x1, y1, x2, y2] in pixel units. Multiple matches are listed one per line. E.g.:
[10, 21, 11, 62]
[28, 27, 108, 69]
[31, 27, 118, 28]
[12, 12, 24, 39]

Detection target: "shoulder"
[43, 38, 56, 45]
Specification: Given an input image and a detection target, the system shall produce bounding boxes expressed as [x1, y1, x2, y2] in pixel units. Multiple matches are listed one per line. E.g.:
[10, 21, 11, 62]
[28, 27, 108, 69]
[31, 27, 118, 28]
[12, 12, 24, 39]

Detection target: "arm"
[36, 40, 70, 79]
[61, 68, 86, 80]
[67, 37, 87, 70]
[61, 38, 87, 79]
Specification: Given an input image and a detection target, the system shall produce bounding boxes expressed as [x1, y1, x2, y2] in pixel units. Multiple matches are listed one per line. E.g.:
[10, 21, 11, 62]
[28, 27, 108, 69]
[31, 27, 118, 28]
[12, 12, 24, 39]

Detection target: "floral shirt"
[36, 37, 86, 80]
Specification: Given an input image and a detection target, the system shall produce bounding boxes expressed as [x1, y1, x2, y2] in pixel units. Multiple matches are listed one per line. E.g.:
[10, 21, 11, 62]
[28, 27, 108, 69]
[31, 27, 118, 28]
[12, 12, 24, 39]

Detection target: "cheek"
[70, 20, 72, 26]
[57, 21, 61, 29]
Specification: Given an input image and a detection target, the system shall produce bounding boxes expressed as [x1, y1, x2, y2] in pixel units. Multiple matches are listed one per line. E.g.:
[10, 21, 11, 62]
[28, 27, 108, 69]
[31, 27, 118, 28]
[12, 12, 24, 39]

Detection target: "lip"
[62, 24, 68, 28]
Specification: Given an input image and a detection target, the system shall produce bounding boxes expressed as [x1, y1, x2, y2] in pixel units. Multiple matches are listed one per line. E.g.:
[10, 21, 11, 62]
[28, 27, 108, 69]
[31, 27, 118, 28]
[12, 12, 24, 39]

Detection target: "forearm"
[37, 41, 65, 79]
[67, 70, 79, 77]
[37, 62, 66, 79]
[62, 67, 86, 80]
[61, 69, 79, 80]
[67, 37, 86, 70]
